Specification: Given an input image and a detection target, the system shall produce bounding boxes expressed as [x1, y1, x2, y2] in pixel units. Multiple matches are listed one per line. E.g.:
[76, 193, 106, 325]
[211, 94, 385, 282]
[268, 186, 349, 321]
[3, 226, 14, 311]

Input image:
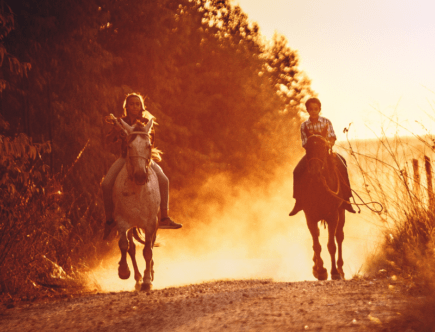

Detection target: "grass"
[343, 122, 435, 330]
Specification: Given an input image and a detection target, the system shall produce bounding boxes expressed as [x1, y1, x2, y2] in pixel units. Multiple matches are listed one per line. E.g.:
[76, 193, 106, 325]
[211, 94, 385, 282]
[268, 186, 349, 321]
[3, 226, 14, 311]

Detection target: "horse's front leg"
[305, 213, 327, 280]
[336, 208, 346, 279]
[141, 233, 156, 291]
[150, 232, 157, 281]
[327, 213, 341, 280]
[127, 229, 143, 290]
[118, 230, 131, 280]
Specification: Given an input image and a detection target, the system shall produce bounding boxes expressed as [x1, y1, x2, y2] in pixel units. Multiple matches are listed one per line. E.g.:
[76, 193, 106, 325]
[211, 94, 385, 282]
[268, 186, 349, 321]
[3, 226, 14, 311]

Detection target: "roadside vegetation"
[345, 115, 435, 330]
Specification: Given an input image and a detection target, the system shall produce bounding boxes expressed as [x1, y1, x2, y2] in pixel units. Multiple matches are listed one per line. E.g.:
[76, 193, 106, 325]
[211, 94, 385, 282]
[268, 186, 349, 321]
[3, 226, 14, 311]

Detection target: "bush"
[0, 117, 108, 300]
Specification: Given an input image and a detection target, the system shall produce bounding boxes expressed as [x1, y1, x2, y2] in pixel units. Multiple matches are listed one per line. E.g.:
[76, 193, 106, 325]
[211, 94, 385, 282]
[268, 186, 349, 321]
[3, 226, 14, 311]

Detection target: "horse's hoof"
[331, 273, 343, 280]
[118, 266, 131, 280]
[318, 271, 328, 280]
[338, 269, 345, 279]
[313, 268, 328, 280]
[141, 282, 152, 291]
[135, 279, 143, 292]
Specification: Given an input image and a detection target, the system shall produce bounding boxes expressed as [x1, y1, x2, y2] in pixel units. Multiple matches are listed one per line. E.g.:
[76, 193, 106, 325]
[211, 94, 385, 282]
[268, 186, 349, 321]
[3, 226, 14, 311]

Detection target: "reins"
[336, 172, 384, 214]
[308, 154, 340, 197]
[328, 159, 384, 213]
[307, 144, 384, 214]
[307, 157, 325, 166]
[129, 131, 150, 137]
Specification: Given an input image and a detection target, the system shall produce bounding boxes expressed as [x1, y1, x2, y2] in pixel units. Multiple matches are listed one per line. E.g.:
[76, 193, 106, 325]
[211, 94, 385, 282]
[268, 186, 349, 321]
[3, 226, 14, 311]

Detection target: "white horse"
[113, 118, 160, 291]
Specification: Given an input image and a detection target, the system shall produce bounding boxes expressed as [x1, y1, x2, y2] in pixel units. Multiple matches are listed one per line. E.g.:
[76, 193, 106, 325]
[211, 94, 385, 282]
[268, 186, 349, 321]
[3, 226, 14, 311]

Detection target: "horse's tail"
[132, 227, 160, 247]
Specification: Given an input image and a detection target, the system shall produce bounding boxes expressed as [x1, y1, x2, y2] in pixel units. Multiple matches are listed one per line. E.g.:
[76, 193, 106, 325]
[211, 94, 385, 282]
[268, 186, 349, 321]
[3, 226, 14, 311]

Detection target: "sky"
[235, 0, 435, 140]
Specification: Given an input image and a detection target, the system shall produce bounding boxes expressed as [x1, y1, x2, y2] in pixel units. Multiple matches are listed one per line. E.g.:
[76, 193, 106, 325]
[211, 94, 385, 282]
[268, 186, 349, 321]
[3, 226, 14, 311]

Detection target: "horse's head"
[305, 135, 331, 177]
[120, 118, 153, 185]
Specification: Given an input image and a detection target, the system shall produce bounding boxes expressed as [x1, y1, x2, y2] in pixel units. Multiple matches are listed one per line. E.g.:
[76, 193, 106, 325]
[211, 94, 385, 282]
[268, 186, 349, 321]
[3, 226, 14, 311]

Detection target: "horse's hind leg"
[306, 215, 327, 280]
[118, 231, 131, 280]
[327, 214, 341, 280]
[336, 209, 345, 279]
[127, 229, 143, 290]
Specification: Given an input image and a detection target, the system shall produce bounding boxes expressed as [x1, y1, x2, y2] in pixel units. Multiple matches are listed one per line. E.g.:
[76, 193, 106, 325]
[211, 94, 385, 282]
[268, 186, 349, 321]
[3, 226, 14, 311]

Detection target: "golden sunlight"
[89, 166, 381, 292]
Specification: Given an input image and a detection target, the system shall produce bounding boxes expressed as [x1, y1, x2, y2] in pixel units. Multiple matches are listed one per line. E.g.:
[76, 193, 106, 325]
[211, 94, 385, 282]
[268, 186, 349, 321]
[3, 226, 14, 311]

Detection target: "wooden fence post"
[425, 156, 434, 207]
[412, 159, 420, 199]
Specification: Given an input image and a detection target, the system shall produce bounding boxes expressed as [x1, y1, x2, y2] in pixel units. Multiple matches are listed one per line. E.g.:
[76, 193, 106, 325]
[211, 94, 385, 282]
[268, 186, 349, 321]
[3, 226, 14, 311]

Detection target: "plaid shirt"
[300, 116, 336, 147]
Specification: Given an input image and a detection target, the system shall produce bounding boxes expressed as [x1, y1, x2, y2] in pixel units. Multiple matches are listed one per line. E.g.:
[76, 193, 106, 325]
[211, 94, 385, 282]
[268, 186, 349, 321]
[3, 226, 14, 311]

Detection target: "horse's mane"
[306, 135, 336, 170]
[131, 121, 162, 162]
[307, 134, 329, 145]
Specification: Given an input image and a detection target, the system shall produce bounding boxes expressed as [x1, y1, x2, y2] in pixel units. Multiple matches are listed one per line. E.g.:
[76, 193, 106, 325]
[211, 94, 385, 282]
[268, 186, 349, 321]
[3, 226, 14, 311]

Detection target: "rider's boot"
[342, 200, 356, 213]
[159, 209, 182, 229]
[103, 218, 116, 240]
[159, 217, 182, 229]
[289, 199, 303, 216]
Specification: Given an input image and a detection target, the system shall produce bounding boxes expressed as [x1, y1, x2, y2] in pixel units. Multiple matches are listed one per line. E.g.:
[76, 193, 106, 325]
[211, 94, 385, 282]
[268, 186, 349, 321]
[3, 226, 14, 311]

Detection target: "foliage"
[0, 0, 313, 299]
[0, 114, 108, 297]
[98, 0, 312, 185]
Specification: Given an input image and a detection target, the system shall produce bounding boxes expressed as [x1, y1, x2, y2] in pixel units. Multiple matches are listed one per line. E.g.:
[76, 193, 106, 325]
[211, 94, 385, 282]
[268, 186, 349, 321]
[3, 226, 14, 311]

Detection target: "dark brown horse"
[301, 135, 346, 280]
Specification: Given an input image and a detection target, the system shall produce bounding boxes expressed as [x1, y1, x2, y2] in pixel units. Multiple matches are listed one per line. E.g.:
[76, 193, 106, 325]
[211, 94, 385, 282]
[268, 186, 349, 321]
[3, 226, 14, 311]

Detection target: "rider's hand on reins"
[105, 114, 128, 138]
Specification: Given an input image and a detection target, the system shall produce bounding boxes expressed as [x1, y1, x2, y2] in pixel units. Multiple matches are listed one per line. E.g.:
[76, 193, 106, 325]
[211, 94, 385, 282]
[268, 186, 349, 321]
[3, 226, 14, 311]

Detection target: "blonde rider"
[102, 93, 182, 239]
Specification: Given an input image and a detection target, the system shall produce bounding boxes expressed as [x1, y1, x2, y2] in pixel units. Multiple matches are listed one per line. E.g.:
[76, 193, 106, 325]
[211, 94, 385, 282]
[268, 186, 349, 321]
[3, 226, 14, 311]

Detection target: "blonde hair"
[122, 93, 155, 120]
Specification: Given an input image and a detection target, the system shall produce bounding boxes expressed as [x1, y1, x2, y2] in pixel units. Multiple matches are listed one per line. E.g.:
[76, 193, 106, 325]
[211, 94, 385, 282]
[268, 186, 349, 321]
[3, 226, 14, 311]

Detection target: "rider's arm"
[329, 137, 337, 147]
[105, 124, 124, 146]
[326, 119, 337, 147]
[301, 122, 308, 148]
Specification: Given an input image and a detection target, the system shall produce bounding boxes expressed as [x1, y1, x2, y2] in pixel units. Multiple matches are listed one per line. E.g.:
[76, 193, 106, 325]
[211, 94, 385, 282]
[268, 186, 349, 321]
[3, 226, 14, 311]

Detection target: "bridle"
[306, 136, 340, 196]
[306, 135, 330, 169]
[127, 131, 152, 166]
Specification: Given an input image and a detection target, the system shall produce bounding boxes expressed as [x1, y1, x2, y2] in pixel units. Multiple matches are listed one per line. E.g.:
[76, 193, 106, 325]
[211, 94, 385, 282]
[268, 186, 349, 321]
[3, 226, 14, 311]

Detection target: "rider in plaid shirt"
[289, 97, 355, 216]
[301, 116, 336, 148]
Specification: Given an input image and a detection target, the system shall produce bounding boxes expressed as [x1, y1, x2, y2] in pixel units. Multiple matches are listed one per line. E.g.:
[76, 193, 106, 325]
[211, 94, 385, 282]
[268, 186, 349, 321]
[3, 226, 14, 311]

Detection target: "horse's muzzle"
[134, 169, 148, 185]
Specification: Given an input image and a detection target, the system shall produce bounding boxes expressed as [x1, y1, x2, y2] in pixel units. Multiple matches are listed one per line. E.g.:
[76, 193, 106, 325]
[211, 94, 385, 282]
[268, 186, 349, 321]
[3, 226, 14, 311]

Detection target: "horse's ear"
[119, 118, 133, 134]
[144, 118, 153, 134]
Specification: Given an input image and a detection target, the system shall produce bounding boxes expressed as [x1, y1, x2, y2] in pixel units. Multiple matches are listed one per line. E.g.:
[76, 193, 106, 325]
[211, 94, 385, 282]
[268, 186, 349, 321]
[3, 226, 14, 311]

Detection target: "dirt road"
[1, 277, 415, 331]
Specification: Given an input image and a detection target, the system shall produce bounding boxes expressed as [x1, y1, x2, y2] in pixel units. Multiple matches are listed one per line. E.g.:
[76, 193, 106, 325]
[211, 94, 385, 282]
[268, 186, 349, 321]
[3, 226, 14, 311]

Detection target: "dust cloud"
[90, 153, 383, 292]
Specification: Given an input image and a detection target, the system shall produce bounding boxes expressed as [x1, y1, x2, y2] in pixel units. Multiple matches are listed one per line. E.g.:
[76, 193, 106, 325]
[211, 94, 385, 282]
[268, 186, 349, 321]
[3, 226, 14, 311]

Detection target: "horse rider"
[289, 97, 356, 216]
[102, 93, 182, 240]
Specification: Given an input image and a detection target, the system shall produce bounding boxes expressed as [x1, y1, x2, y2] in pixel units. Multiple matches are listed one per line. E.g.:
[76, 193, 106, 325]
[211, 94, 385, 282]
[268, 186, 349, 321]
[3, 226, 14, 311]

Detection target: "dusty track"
[0, 277, 414, 331]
